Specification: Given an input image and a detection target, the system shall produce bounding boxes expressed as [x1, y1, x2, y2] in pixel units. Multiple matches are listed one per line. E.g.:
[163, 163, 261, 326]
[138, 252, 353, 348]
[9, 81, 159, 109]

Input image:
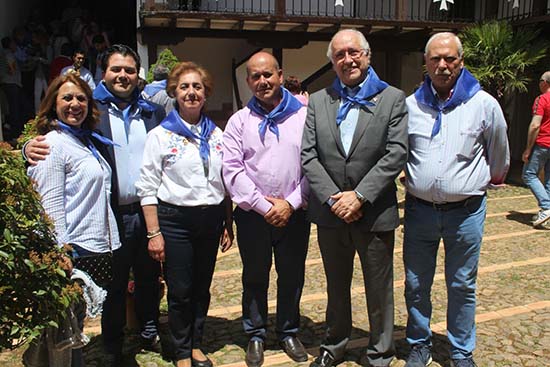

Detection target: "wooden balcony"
[139, 0, 488, 51]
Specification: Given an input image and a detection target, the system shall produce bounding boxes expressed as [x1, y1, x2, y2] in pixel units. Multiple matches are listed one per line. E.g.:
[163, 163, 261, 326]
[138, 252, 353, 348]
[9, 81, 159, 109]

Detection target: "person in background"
[137, 61, 233, 367]
[522, 71, 550, 227]
[142, 63, 175, 114]
[1, 36, 27, 140]
[283, 75, 308, 105]
[61, 49, 95, 90]
[49, 43, 74, 84]
[26, 73, 121, 367]
[91, 34, 108, 86]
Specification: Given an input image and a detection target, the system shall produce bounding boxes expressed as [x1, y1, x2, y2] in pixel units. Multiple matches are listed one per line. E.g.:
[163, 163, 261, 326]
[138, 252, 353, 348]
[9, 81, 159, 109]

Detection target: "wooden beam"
[232, 20, 244, 31]
[289, 23, 308, 32]
[317, 24, 340, 34]
[395, 0, 408, 21]
[261, 22, 277, 31]
[275, 0, 285, 17]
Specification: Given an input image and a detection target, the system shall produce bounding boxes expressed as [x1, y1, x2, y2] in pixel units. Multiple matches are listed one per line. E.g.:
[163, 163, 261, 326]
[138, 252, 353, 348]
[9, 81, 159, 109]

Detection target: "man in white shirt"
[61, 49, 96, 90]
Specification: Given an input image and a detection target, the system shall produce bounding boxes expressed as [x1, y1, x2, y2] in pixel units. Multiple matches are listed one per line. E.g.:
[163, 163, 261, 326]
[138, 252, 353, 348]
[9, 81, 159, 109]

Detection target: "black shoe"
[104, 352, 122, 367]
[280, 336, 308, 362]
[310, 349, 340, 367]
[245, 339, 264, 367]
[192, 356, 213, 367]
[141, 334, 162, 353]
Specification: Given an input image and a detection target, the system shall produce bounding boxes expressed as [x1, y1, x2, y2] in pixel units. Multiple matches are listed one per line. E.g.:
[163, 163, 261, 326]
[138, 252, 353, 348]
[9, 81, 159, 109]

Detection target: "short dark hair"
[101, 44, 140, 73]
[283, 76, 302, 94]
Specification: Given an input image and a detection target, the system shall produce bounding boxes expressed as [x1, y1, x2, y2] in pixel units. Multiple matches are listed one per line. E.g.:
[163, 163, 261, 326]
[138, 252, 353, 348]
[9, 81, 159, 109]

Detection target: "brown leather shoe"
[245, 339, 264, 367]
[280, 336, 308, 362]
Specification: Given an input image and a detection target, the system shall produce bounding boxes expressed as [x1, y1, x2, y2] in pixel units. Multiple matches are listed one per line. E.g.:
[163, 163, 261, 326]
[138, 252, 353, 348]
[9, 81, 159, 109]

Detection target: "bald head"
[246, 51, 283, 111]
[246, 52, 280, 77]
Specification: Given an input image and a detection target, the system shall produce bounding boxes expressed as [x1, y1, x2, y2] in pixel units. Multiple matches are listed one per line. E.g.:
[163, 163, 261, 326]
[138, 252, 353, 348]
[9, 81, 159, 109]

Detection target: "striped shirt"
[405, 89, 510, 203]
[27, 129, 121, 253]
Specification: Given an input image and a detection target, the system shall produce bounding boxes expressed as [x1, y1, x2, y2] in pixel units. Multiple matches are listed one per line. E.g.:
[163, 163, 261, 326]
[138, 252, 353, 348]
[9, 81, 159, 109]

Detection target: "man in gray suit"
[302, 29, 408, 367]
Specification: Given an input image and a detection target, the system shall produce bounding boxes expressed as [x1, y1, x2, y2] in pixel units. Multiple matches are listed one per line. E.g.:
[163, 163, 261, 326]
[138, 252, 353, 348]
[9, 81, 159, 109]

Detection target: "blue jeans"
[403, 195, 486, 359]
[522, 144, 550, 210]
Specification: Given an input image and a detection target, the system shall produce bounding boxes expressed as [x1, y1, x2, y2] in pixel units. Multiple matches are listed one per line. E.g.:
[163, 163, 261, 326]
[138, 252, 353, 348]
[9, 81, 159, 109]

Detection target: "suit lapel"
[326, 88, 347, 157]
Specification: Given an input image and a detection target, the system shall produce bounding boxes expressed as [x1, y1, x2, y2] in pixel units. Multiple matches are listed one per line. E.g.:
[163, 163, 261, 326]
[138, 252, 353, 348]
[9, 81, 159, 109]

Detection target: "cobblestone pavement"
[1, 185, 549, 366]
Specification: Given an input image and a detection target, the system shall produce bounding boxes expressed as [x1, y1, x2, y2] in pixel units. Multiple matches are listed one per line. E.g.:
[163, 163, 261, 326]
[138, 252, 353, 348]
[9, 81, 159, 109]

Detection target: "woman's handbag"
[73, 253, 113, 288]
[72, 187, 115, 288]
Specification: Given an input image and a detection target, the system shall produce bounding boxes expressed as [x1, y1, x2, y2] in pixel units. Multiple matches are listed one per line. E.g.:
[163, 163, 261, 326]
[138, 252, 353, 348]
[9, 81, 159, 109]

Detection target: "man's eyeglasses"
[333, 49, 367, 62]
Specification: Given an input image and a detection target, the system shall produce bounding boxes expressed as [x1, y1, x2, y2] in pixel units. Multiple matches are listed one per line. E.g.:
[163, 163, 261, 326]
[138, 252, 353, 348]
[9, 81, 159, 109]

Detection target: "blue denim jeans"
[522, 144, 550, 210]
[403, 195, 486, 359]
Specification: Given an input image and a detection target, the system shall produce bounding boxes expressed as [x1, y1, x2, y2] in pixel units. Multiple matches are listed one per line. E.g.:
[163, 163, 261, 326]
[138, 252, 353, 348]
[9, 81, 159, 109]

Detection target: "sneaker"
[533, 209, 550, 227]
[450, 357, 477, 367]
[405, 344, 432, 367]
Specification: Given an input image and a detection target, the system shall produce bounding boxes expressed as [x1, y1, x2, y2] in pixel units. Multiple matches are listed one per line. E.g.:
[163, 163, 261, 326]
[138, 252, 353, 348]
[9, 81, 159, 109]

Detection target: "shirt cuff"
[140, 196, 159, 206]
[254, 198, 273, 216]
[285, 191, 302, 211]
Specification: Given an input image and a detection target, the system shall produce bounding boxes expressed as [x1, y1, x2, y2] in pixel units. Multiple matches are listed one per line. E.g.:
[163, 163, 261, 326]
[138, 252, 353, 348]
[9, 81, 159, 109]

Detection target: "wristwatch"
[354, 190, 367, 204]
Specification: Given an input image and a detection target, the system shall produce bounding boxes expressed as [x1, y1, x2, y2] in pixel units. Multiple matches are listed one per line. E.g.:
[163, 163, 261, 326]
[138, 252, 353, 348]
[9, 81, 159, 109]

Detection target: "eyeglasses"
[333, 49, 367, 62]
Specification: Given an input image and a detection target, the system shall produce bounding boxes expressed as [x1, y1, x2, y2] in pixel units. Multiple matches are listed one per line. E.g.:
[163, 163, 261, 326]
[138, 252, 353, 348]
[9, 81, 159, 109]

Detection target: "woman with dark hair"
[136, 62, 233, 367]
[26, 73, 121, 366]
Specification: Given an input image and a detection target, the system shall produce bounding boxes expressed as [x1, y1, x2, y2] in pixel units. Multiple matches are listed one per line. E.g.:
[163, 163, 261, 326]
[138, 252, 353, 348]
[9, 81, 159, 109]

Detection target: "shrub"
[146, 48, 179, 83]
[0, 142, 80, 350]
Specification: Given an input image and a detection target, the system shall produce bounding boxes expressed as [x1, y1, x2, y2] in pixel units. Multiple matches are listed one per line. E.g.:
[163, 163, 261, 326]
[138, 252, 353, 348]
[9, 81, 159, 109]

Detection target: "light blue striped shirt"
[338, 78, 367, 155]
[405, 89, 510, 203]
[27, 130, 121, 253]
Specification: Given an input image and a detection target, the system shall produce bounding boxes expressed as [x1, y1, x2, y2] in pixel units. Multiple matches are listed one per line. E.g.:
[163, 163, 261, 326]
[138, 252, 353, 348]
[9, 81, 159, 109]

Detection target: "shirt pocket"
[457, 127, 483, 160]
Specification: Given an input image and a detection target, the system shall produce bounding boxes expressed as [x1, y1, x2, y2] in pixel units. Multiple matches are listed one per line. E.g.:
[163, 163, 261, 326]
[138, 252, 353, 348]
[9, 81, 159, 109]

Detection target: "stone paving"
[1, 185, 549, 366]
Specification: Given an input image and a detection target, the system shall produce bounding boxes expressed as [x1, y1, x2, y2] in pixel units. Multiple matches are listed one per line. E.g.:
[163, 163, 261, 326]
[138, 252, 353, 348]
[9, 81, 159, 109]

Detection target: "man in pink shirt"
[222, 51, 310, 367]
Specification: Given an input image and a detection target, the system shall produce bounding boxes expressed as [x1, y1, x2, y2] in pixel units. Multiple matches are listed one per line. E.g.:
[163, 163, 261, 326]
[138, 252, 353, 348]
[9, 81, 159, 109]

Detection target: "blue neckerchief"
[247, 87, 303, 141]
[57, 121, 118, 161]
[414, 68, 481, 137]
[93, 81, 155, 113]
[160, 109, 216, 165]
[332, 67, 389, 126]
[142, 80, 166, 98]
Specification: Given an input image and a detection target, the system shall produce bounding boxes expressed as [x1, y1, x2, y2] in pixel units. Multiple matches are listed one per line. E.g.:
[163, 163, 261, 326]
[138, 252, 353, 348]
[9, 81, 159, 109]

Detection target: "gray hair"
[424, 32, 463, 58]
[152, 64, 170, 81]
[327, 29, 370, 62]
[541, 71, 550, 83]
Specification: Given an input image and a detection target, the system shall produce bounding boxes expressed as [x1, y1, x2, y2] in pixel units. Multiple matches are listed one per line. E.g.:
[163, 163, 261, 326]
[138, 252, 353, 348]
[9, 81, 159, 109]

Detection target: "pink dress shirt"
[222, 105, 309, 216]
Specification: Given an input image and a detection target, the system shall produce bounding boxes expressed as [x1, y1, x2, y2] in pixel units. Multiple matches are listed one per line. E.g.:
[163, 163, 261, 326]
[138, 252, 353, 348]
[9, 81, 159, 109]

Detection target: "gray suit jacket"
[301, 82, 408, 231]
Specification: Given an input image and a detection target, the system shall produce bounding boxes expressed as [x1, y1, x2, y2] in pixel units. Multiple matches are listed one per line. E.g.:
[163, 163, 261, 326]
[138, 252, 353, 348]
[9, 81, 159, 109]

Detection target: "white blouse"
[136, 117, 226, 207]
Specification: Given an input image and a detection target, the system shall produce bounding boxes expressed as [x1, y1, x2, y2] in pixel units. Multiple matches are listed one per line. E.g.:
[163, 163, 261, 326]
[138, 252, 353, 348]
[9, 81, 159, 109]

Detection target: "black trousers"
[159, 202, 225, 360]
[317, 226, 395, 366]
[234, 207, 310, 341]
[102, 208, 161, 354]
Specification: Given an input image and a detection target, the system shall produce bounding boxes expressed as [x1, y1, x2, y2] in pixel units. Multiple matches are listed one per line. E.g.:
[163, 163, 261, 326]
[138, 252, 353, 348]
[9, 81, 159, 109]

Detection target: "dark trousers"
[317, 226, 395, 366]
[234, 207, 310, 341]
[159, 202, 225, 360]
[102, 208, 161, 354]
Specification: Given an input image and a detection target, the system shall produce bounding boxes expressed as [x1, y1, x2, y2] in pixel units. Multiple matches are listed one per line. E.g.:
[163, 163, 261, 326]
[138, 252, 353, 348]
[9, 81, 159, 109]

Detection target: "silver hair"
[327, 29, 370, 62]
[424, 32, 463, 58]
[541, 71, 550, 83]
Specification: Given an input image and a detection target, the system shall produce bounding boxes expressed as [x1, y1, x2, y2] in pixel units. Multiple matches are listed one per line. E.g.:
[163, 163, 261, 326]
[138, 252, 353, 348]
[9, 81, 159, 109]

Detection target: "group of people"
[23, 29, 512, 367]
[0, 7, 111, 141]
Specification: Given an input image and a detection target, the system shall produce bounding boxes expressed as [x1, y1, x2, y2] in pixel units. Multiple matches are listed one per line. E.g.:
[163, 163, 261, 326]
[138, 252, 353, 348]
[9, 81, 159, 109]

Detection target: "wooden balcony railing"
[140, 0, 487, 23]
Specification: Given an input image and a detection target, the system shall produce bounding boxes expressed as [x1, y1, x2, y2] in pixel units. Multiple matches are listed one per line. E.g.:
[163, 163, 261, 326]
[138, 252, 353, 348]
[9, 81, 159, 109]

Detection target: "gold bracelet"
[147, 230, 162, 239]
